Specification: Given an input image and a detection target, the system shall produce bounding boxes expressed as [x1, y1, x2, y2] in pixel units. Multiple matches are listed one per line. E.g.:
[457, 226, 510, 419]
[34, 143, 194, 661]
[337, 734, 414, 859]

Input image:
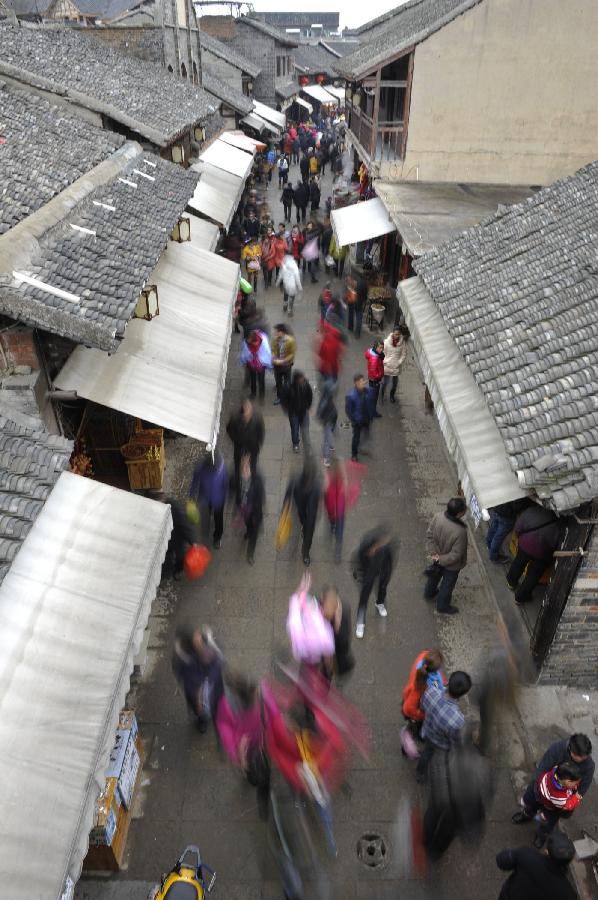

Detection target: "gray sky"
[208, 1, 404, 30]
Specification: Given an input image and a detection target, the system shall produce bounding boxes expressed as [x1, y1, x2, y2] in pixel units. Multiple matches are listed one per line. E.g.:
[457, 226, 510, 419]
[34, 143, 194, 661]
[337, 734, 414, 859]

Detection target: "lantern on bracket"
[299, 74, 309, 86]
[171, 144, 185, 164]
[194, 125, 205, 142]
[171, 216, 191, 243]
[134, 284, 159, 320]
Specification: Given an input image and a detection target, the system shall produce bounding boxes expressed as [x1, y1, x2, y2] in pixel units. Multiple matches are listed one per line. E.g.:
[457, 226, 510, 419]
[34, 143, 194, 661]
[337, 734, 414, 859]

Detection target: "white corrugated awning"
[228, 131, 266, 149]
[199, 137, 253, 180]
[188, 159, 244, 231]
[296, 97, 313, 113]
[252, 100, 286, 129]
[55, 230, 239, 447]
[219, 131, 261, 153]
[325, 85, 345, 102]
[400, 276, 525, 512]
[331, 197, 395, 247]
[302, 84, 337, 105]
[0, 471, 171, 900]
[241, 111, 279, 135]
[191, 214, 220, 251]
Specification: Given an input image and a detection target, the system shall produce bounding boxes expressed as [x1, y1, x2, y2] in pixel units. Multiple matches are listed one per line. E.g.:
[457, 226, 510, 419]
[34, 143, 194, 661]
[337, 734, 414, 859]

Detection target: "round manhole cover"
[357, 832, 388, 869]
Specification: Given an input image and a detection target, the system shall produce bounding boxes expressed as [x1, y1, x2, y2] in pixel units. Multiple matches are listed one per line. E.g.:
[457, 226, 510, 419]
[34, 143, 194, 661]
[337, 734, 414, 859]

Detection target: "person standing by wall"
[345, 373, 370, 462]
[380, 326, 408, 403]
[495, 832, 577, 900]
[506, 506, 564, 605]
[365, 340, 385, 418]
[424, 497, 468, 615]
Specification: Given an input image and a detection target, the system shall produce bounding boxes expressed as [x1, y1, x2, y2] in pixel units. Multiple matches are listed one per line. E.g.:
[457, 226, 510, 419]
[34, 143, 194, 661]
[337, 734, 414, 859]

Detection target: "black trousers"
[233, 447, 258, 504]
[356, 566, 390, 626]
[201, 503, 224, 543]
[274, 365, 292, 398]
[507, 548, 548, 603]
[283, 201, 292, 220]
[248, 368, 265, 399]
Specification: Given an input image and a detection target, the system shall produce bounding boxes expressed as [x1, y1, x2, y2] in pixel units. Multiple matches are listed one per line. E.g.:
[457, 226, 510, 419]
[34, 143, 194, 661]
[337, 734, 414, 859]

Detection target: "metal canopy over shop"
[251, 100, 286, 130]
[0, 471, 171, 900]
[296, 97, 314, 114]
[241, 111, 279, 135]
[331, 197, 395, 247]
[374, 180, 537, 257]
[55, 232, 239, 447]
[198, 137, 253, 180]
[219, 131, 262, 153]
[301, 84, 338, 105]
[400, 276, 525, 512]
[188, 159, 245, 231]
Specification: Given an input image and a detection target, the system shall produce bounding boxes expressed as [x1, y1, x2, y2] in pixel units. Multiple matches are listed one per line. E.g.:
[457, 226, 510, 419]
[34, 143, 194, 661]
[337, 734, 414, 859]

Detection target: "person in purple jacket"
[506, 505, 564, 604]
[189, 450, 228, 549]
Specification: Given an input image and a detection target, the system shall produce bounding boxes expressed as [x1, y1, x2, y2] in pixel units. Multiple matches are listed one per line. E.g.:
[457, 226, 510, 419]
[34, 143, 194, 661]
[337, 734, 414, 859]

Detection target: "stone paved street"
[75, 154, 589, 900]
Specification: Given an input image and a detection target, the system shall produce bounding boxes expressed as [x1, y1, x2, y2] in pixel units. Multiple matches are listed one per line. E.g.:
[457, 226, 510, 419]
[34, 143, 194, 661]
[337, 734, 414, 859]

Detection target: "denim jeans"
[368, 380, 381, 416]
[351, 422, 367, 459]
[322, 422, 335, 462]
[381, 374, 398, 399]
[348, 304, 363, 337]
[424, 565, 460, 611]
[289, 413, 310, 449]
[486, 512, 513, 560]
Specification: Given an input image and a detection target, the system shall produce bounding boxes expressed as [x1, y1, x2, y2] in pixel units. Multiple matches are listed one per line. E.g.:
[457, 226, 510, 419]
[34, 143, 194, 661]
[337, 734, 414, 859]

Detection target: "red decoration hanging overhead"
[316, 73, 325, 84]
[299, 74, 309, 86]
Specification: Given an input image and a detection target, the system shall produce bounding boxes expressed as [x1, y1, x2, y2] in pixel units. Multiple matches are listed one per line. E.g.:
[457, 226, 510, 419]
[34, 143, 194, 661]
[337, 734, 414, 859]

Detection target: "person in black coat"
[309, 177, 321, 211]
[160, 495, 197, 579]
[348, 273, 367, 338]
[320, 585, 354, 681]
[172, 624, 224, 732]
[280, 370, 313, 453]
[284, 456, 322, 567]
[226, 399, 265, 503]
[281, 182, 294, 222]
[299, 152, 310, 184]
[496, 832, 577, 900]
[235, 453, 265, 565]
[293, 181, 309, 224]
[353, 525, 396, 638]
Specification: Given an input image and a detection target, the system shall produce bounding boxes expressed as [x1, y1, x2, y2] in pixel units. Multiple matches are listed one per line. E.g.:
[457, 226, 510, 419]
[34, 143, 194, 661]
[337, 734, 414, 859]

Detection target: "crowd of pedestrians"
[162, 112, 588, 900]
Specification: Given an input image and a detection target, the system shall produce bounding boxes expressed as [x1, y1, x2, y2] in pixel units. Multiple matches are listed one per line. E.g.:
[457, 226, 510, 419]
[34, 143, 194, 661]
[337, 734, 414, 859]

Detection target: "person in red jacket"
[402, 649, 446, 735]
[364, 340, 385, 418]
[513, 761, 582, 847]
[317, 319, 345, 387]
[289, 224, 304, 262]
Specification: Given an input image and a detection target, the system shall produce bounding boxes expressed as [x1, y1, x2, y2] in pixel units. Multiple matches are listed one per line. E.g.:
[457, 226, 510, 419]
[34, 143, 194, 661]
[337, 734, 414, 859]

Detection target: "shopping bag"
[400, 725, 420, 760]
[183, 544, 212, 580]
[186, 499, 200, 526]
[239, 277, 253, 294]
[275, 501, 292, 551]
[301, 238, 319, 261]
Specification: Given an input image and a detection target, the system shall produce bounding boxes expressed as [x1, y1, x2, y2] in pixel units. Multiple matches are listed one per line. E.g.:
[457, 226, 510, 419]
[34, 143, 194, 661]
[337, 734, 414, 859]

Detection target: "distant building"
[260, 11, 339, 38]
[200, 13, 297, 107]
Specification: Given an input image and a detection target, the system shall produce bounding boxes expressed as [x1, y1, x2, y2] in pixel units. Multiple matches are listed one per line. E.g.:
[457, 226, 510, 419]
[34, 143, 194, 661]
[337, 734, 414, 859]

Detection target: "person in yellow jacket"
[309, 151, 319, 177]
[241, 237, 262, 293]
[329, 234, 348, 279]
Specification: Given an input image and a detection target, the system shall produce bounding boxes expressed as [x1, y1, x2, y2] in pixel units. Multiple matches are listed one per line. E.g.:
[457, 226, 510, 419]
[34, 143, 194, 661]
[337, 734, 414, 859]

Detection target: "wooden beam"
[370, 66, 382, 159]
[400, 51, 414, 160]
[379, 80, 408, 88]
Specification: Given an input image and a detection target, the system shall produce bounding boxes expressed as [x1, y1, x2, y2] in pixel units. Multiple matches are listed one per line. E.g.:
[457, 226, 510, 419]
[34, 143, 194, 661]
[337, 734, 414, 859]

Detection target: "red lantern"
[184, 544, 212, 580]
[299, 74, 309, 86]
[316, 73, 325, 84]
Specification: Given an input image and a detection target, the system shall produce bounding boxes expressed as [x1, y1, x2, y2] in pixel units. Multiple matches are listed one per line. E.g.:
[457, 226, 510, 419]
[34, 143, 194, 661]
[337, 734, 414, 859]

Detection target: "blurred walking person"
[189, 450, 228, 549]
[317, 377, 338, 466]
[235, 453, 265, 565]
[345, 373, 370, 462]
[172, 624, 224, 733]
[319, 585, 355, 680]
[226, 398, 265, 502]
[240, 327, 272, 401]
[280, 370, 313, 454]
[272, 323, 296, 406]
[353, 525, 396, 638]
[365, 339, 385, 418]
[276, 248, 302, 316]
[284, 456, 322, 566]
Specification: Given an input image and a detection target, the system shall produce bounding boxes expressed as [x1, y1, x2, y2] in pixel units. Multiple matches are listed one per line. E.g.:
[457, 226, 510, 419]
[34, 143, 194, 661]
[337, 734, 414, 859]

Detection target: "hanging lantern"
[316, 73, 325, 84]
[134, 285, 159, 320]
[171, 216, 191, 242]
[299, 74, 309, 86]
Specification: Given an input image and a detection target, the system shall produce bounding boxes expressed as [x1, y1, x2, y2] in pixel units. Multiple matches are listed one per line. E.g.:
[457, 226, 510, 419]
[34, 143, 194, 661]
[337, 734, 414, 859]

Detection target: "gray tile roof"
[199, 29, 261, 78]
[319, 39, 361, 58]
[0, 79, 125, 235]
[239, 14, 298, 47]
[0, 405, 72, 585]
[202, 67, 254, 116]
[275, 80, 300, 101]
[413, 160, 598, 512]
[334, 0, 482, 80]
[0, 22, 216, 145]
[293, 43, 338, 77]
[0, 152, 199, 351]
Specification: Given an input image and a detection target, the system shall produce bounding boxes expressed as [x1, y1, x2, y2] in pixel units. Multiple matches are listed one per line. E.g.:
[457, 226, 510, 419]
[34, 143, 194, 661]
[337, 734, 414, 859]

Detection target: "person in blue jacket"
[189, 451, 228, 549]
[345, 373, 371, 462]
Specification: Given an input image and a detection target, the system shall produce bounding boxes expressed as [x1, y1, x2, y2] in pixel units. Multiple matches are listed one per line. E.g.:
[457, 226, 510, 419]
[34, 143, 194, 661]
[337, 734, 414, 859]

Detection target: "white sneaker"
[375, 603, 388, 618]
[355, 623, 365, 639]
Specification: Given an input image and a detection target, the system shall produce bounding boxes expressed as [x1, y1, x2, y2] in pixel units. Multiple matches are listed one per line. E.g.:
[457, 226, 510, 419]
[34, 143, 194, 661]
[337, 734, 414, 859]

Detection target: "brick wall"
[232, 22, 276, 105]
[198, 15, 235, 40]
[0, 328, 39, 372]
[540, 526, 598, 686]
[76, 26, 165, 64]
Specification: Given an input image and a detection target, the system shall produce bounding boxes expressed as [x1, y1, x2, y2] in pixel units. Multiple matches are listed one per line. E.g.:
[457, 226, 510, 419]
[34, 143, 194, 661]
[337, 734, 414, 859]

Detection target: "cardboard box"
[118, 709, 139, 745]
[118, 738, 140, 809]
[105, 729, 131, 779]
